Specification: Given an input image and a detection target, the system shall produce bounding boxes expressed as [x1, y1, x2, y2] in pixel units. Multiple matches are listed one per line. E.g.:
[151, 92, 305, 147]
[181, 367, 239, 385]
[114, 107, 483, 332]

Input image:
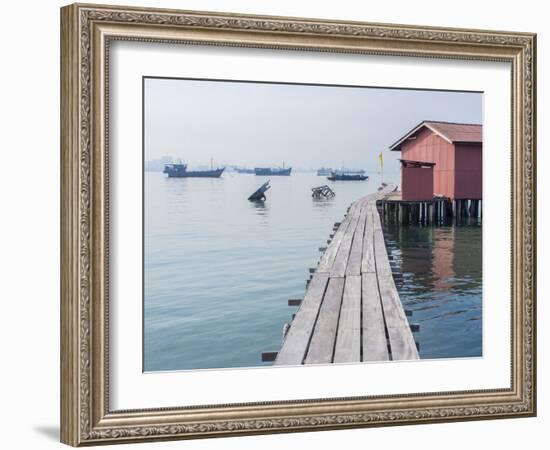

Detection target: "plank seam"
[301, 278, 331, 364]
[331, 214, 360, 277]
[330, 276, 347, 363]
[372, 208, 393, 361]
[359, 274, 364, 362]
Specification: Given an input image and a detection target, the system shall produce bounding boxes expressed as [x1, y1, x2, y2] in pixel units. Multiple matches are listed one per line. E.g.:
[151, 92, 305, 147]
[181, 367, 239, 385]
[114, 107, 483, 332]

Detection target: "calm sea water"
[143, 172, 482, 371]
[382, 220, 483, 359]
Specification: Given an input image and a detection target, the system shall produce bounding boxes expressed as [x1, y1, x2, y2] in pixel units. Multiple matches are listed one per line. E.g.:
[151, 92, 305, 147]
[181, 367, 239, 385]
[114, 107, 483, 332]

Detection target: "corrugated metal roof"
[390, 121, 482, 151]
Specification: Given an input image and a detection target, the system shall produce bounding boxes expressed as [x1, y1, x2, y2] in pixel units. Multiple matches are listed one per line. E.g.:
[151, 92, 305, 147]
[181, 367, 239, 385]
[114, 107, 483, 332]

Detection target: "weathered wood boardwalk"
[274, 184, 419, 365]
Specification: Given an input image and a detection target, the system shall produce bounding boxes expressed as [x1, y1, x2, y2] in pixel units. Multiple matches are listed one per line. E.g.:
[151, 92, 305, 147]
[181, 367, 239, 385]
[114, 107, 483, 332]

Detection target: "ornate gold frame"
[60, 3, 536, 446]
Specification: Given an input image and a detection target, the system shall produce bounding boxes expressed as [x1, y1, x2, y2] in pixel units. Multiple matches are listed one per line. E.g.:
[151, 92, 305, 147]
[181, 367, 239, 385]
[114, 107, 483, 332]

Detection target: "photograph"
[143, 78, 483, 372]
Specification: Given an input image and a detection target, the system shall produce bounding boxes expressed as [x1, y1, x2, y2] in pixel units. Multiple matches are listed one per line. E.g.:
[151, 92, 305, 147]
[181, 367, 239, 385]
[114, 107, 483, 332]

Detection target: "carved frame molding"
[61, 3, 536, 446]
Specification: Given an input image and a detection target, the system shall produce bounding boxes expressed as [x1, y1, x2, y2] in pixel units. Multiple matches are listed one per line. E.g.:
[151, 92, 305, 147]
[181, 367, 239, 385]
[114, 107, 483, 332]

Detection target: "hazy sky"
[144, 78, 482, 174]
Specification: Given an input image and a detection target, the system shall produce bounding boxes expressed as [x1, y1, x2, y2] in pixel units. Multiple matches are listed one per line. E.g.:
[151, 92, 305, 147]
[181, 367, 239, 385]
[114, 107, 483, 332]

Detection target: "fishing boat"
[254, 166, 292, 176]
[327, 170, 368, 181]
[163, 163, 188, 177]
[316, 167, 333, 176]
[163, 158, 225, 178]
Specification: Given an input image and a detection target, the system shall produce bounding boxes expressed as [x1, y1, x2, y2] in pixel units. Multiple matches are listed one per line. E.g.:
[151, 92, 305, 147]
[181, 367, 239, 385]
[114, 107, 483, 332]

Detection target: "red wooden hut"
[389, 121, 482, 201]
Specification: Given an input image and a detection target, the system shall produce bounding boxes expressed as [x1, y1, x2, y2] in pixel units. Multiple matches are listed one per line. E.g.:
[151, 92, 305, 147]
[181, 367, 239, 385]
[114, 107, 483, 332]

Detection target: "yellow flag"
[379, 151, 384, 170]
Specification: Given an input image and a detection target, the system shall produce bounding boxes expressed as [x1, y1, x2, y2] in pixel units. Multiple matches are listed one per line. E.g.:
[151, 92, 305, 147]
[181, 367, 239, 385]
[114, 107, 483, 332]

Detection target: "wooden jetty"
[266, 184, 419, 365]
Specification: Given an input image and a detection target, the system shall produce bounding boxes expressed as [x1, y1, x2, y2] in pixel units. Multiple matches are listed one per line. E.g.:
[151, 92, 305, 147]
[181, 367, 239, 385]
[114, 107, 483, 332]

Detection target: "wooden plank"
[370, 196, 418, 360]
[361, 209, 375, 273]
[371, 202, 383, 231]
[373, 228, 392, 278]
[373, 224, 419, 360]
[305, 277, 346, 364]
[317, 200, 363, 274]
[379, 276, 419, 360]
[261, 351, 278, 362]
[316, 217, 352, 273]
[345, 205, 368, 276]
[331, 214, 360, 277]
[362, 272, 390, 361]
[333, 275, 361, 363]
[275, 273, 329, 365]
[386, 327, 419, 360]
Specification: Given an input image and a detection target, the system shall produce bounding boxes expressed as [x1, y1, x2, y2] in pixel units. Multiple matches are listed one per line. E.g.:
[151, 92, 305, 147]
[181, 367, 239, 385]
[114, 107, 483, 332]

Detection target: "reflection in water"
[312, 197, 335, 209]
[249, 200, 270, 221]
[431, 228, 455, 292]
[383, 219, 482, 359]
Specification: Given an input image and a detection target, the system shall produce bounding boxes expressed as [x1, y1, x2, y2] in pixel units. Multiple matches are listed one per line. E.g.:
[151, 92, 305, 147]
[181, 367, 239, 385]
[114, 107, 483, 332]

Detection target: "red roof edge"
[389, 120, 482, 151]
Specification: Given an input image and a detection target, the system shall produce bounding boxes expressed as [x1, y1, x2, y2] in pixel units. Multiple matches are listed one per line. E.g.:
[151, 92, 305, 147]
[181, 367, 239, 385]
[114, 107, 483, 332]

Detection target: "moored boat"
[254, 167, 292, 176]
[327, 170, 368, 181]
[163, 163, 225, 178]
[163, 163, 187, 176]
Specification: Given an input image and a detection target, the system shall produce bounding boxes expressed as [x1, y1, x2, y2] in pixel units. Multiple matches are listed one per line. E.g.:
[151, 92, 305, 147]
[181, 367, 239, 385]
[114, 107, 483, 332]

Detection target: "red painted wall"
[401, 166, 434, 201]
[401, 128, 455, 198]
[454, 143, 482, 199]
[400, 128, 482, 200]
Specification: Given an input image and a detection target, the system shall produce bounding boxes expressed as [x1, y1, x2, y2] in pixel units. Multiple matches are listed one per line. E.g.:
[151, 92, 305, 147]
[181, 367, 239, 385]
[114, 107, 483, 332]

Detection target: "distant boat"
[316, 168, 333, 176]
[327, 170, 368, 181]
[235, 167, 255, 174]
[163, 163, 225, 178]
[254, 167, 292, 176]
[163, 163, 187, 176]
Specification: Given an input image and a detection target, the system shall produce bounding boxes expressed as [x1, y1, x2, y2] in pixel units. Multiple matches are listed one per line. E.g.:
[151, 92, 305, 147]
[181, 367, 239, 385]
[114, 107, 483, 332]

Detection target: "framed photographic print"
[60, 3, 537, 446]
